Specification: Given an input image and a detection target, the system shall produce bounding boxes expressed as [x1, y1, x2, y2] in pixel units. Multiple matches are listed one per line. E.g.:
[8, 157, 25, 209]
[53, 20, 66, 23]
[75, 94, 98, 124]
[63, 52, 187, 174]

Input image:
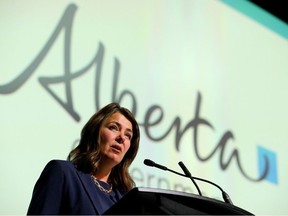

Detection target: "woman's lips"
[111, 144, 122, 153]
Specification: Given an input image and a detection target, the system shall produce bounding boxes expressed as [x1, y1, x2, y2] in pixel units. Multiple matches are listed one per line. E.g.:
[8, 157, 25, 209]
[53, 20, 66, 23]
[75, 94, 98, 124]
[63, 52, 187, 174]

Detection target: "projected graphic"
[1, 1, 287, 215]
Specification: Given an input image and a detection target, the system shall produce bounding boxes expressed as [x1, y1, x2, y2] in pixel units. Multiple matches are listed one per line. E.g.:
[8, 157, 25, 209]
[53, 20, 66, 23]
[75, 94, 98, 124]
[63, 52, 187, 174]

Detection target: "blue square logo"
[257, 146, 278, 184]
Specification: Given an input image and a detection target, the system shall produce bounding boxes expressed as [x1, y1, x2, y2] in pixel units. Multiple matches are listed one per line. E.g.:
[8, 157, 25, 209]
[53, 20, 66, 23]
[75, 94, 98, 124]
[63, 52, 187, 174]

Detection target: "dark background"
[249, 0, 288, 24]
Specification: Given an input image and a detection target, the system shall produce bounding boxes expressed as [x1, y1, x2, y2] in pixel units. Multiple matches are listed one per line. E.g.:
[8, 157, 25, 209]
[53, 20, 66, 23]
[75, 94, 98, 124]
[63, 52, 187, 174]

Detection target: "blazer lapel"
[76, 171, 99, 214]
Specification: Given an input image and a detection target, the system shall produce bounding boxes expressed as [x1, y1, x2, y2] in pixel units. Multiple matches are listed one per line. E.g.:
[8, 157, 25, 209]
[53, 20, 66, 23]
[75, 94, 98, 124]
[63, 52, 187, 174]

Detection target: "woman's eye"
[125, 133, 132, 140]
[109, 125, 118, 130]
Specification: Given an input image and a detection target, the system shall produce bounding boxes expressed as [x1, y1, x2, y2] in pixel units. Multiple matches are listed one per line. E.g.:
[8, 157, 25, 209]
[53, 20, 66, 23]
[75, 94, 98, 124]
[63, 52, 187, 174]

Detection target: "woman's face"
[98, 112, 133, 166]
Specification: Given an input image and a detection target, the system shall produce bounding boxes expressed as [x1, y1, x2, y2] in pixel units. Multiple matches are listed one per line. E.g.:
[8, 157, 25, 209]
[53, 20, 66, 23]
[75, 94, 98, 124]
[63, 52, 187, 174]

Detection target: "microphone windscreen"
[143, 159, 155, 167]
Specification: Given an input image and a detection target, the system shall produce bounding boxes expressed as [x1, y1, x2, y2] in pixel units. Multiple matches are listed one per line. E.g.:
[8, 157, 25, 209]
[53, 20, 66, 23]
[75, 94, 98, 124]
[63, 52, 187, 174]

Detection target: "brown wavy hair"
[68, 103, 140, 193]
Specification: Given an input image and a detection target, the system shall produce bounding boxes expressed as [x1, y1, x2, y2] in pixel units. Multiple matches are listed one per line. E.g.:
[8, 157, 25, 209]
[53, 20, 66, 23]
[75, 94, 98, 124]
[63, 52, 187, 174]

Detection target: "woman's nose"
[116, 133, 124, 143]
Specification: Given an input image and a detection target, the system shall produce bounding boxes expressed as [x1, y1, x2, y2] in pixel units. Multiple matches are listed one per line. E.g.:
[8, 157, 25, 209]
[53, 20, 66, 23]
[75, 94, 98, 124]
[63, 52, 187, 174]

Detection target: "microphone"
[144, 159, 201, 196]
[178, 161, 202, 196]
[143, 159, 233, 205]
[144, 159, 186, 177]
[178, 161, 233, 204]
[144, 159, 168, 171]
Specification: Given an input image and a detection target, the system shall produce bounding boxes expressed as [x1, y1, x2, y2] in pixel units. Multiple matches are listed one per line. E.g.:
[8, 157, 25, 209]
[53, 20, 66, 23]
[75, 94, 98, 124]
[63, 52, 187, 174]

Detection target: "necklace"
[91, 175, 113, 193]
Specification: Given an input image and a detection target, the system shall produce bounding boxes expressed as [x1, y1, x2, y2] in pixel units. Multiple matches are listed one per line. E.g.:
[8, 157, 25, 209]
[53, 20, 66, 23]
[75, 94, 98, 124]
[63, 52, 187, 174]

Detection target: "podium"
[104, 187, 253, 215]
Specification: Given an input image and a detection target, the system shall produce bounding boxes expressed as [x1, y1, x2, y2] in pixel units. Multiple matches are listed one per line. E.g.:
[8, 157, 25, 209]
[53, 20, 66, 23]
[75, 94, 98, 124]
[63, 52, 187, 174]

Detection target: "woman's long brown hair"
[68, 103, 140, 193]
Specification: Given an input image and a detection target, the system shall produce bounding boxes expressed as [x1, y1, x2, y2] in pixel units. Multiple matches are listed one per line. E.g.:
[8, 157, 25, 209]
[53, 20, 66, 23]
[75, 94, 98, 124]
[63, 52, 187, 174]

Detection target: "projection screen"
[1, 0, 288, 214]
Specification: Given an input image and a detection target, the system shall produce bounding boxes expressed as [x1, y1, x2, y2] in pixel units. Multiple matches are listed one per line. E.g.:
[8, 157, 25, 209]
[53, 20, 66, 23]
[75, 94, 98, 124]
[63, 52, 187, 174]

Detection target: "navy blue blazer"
[27, 160, 124, 215]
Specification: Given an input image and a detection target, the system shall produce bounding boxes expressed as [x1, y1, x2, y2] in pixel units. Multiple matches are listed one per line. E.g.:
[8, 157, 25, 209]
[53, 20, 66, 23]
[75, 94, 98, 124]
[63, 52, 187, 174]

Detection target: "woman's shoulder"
[46, 159, 73, 166]
[43, 159, 76, 174]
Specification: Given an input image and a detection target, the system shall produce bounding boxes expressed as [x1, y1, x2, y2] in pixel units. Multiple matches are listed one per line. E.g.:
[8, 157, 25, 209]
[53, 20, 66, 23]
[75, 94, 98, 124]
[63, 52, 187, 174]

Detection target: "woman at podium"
[27, 103, 140, 215]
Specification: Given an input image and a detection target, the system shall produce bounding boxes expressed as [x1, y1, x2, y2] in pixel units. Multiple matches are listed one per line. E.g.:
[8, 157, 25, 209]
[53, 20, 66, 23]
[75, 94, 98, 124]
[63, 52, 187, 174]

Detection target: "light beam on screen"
[221, 0, 288, 39]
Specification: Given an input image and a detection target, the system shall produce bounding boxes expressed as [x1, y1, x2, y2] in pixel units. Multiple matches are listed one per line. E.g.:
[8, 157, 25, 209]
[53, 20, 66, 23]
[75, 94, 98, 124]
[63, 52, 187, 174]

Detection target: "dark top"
[27, 160, 124, 215]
